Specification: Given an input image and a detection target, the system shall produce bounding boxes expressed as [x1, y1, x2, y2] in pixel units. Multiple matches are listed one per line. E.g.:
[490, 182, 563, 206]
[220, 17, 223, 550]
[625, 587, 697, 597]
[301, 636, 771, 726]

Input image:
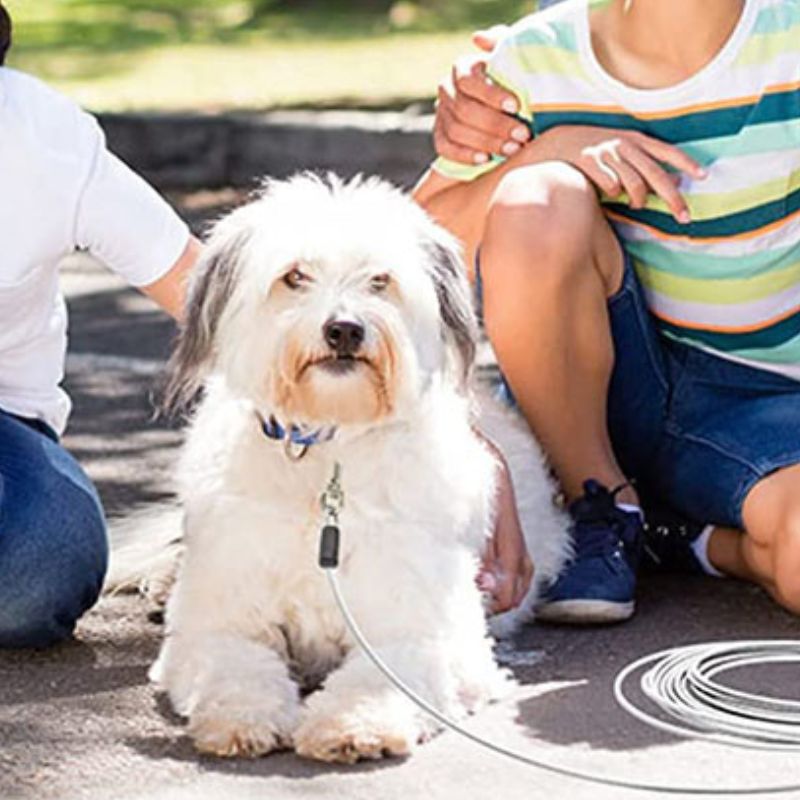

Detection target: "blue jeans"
[0, 409, 107, 648]
[476, 254, 800, 530]
[607, 259, 800, 529]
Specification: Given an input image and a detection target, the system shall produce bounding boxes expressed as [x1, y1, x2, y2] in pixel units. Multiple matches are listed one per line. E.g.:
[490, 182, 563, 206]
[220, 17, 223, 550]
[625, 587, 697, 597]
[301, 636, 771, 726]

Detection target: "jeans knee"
[0, 562, 105, 648]
[0, 486, 107, 649]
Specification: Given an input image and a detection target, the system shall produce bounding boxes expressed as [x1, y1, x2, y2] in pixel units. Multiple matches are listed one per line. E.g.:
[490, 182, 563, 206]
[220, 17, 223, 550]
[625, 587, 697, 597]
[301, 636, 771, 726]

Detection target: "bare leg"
[701, 465, 800, 614]
[480, 161, 635, 504]
[706, 526, 755, 580]
[737, 464, 800, 613]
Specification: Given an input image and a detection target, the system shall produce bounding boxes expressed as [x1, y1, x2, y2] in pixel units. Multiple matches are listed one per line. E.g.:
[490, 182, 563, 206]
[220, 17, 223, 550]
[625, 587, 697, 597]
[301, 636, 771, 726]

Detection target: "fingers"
[476, 566, 498, 595]
[436, 88, 518, 157]
[622, 143, 691, 222]
[628, 132, 706, 221]
[453, 58, 523, 115]
[513, 556, 534, 607]
[579, 134, 696, 222]
[483, 535, 514, 613]
[479, 521, 499, 568]
[490, 556, 532, 614]
[435, 65, 531, 165]
[602, 149, 649, 209]
[492, 533, 532, 614]
[578, 146, 623, 197]
[434, 101, 491, 165]
[491, 568, 516, 614]
[471, 24, 510, 53]
[634, 132, 706, 179]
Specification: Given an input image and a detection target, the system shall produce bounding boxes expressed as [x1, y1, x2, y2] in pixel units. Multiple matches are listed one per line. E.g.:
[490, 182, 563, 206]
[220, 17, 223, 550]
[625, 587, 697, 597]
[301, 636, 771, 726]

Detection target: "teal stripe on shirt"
[532, 87, 800, 144]
[516, 22, 579, 51]
[732, 332, 800, 366]
[680, 118, 800, 164]
[623, 239, 800, 280]
[752, 1, 800, 34]
[659, 307, 800, 352]
[605, 184, 800, 238]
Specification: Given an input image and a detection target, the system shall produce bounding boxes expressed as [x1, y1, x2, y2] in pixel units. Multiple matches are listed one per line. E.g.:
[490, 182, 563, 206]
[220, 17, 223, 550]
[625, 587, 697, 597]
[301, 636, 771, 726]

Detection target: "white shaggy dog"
[139, 174, 569, 763]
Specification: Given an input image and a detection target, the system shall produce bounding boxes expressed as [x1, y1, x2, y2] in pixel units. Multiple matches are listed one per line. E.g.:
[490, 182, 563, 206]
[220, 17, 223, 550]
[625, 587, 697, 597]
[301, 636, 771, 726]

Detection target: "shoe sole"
[535, 599, 635, 625]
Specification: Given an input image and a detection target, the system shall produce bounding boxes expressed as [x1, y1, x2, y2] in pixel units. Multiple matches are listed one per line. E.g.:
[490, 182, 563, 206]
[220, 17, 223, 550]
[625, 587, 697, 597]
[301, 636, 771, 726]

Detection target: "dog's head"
[164, 174, 477, 428]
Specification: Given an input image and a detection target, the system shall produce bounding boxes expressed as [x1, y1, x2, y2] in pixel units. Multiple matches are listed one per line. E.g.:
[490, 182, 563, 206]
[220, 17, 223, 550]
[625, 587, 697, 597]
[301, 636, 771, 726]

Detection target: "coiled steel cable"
[614, 640, 800, 750]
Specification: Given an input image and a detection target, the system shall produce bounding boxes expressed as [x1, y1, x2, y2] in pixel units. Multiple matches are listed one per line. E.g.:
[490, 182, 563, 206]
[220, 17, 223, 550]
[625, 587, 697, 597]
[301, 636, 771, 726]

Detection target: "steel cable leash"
[614, 642, 800, 749]
[318, 462, 800, 795]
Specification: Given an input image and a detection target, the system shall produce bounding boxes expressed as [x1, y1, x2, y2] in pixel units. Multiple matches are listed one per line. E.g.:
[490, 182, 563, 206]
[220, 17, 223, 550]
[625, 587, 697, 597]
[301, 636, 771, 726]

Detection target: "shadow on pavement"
[508, 574, 799, 752]
[125, 732, 409, 780]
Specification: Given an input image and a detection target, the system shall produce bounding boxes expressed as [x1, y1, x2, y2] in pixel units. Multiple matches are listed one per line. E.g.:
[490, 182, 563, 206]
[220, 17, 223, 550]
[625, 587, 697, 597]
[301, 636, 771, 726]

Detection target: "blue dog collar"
[259, 414, 336, 456]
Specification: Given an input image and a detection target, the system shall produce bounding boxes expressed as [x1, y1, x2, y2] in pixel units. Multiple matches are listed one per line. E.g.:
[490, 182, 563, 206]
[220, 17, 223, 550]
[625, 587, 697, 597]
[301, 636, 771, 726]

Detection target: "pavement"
[2, 190, 800, 800]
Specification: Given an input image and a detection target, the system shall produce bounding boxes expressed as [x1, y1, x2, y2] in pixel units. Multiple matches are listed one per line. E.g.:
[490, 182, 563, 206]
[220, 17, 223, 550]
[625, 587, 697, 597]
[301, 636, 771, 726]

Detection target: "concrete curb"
[99, 109, 436, 191]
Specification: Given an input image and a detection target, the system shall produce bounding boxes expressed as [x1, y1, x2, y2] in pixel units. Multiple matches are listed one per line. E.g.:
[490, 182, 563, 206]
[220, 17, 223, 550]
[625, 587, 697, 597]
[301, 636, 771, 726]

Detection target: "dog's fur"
[110, 174, 570, 762]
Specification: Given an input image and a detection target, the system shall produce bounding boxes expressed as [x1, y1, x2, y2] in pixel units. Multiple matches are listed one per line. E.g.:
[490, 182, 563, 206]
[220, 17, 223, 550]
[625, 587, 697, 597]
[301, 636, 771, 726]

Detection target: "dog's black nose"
[324, 319, 365, 356]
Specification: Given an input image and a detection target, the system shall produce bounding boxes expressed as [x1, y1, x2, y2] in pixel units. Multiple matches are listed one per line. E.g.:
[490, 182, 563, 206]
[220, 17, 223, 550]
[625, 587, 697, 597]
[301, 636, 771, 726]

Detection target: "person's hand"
[536, 125, 707, 222]
[478, 517, 533, 615]
[434, 26, 532, 166]
[478, 456, 534, 614]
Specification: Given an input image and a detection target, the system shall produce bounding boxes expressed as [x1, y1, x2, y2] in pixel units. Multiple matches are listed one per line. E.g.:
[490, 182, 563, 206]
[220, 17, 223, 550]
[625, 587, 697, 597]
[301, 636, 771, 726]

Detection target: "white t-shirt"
[0, 67, 190, 435]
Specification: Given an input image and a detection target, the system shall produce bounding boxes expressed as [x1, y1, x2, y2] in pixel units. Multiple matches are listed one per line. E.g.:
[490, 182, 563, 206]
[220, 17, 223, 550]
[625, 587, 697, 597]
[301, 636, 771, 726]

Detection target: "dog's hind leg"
[103, 504, 184, 616]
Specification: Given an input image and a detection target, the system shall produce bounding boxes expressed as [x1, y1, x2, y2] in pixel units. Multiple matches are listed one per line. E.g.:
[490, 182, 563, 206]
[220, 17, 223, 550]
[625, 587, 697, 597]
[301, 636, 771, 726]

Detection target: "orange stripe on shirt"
[530, 79, 800, 121]
[606, 206, 800, 245]
[650, 303, 800, 334]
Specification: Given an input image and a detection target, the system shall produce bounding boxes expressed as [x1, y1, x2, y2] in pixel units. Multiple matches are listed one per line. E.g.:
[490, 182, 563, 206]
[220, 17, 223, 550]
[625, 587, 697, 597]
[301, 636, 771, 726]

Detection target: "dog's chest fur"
[171, 383, 496, 685]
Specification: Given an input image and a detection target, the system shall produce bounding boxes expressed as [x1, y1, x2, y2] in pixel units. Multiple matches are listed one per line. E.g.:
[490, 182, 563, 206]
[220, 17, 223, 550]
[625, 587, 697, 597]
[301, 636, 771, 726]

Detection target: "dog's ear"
[425, 226, 478, 387]
[162, 225, 251, 415]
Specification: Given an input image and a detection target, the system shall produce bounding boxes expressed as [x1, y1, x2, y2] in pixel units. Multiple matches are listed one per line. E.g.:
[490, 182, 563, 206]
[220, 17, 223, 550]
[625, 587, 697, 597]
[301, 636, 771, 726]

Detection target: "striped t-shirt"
[434, 0, 800, 380]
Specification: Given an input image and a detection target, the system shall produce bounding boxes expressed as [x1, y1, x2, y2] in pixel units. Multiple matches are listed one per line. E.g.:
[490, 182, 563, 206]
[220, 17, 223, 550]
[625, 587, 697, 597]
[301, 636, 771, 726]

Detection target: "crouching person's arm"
[413, 27, 702, 269]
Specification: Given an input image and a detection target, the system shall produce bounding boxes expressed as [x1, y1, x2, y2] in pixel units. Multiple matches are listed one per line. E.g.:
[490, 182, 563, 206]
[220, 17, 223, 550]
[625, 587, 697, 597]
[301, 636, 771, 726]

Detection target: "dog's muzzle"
[324, 318, 365, 357]
[319, 318, 367, 375]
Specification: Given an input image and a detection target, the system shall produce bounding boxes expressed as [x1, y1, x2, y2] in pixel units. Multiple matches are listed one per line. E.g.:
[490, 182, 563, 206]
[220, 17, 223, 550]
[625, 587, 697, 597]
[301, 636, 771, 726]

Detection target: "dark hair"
[0, 3, 11, 66]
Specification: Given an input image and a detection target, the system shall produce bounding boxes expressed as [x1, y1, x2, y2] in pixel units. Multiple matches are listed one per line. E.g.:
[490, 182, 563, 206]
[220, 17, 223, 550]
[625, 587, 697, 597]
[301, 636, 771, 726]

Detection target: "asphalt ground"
[1, 190, 799, 800]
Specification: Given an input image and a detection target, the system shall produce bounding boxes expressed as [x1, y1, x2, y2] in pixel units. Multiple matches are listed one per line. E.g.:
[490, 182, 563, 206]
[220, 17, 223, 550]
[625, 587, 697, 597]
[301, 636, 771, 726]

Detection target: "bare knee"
[743, 472, 800, 613]
[485, 162, 599, 258]
[482, 161, 618, 291]
[772, 515, 800, 613]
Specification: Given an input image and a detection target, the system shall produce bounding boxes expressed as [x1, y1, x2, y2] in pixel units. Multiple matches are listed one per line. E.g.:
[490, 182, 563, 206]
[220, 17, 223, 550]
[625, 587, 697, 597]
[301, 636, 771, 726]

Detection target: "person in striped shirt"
[415, 0, 800, 622]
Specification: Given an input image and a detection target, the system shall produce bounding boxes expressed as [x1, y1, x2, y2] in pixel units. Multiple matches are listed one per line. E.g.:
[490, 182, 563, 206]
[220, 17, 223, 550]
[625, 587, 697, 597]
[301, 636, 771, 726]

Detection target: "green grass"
[5, 0, 537, 112]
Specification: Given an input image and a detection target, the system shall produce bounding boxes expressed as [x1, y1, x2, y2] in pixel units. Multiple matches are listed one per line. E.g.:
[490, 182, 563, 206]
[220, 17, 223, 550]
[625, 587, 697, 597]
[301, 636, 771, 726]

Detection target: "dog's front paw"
[294, 714, 414, 764]
[189, 715, 289, 758]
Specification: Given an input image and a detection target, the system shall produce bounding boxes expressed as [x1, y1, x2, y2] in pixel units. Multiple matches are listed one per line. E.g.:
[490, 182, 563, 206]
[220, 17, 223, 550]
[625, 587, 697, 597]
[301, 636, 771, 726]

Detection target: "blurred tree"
[246, 0, 534, 20]
[248, 0, 395, 18]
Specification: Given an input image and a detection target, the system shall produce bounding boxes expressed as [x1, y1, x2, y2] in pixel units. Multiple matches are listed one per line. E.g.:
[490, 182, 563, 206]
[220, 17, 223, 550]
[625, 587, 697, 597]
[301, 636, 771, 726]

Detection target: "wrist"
[519, 129, 561, 166]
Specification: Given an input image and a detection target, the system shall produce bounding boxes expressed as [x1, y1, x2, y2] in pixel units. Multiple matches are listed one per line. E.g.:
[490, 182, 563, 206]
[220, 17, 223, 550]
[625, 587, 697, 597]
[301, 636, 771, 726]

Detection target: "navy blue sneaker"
[641, 505, 706, 575]
[535, 480, 643, 625]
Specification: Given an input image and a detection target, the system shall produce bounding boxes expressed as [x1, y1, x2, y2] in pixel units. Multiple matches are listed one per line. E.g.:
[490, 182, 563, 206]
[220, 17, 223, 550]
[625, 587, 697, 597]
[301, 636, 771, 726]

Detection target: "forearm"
[413, 140, 553, 274]
[140, 236, 202, 320]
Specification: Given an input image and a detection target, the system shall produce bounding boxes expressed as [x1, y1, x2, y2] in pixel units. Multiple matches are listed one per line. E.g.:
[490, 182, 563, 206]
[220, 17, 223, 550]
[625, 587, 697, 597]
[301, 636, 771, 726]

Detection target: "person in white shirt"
[0, 3, 535, 648]
[0, 2, 200, 647]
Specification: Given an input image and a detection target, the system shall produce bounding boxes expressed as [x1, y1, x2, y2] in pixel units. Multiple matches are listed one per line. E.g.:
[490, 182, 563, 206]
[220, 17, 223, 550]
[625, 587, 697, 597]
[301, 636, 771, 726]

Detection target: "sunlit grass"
[5, 1, 536, 112]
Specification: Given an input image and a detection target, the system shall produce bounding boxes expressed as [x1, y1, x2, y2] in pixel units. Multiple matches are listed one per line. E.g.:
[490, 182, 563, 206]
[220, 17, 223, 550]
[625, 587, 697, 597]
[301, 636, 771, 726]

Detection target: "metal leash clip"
[319, 462, 344, 569]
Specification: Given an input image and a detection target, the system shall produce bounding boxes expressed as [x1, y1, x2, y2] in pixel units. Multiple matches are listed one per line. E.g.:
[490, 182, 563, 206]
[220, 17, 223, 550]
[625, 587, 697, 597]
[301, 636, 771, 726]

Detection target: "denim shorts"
[476, 255, 800, 530]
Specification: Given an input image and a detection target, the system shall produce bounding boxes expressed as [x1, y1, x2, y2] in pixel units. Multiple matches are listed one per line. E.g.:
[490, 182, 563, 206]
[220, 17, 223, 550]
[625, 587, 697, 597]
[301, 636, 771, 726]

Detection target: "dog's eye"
[283, 267, 310, 291]
[370, 273, 391, 293]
